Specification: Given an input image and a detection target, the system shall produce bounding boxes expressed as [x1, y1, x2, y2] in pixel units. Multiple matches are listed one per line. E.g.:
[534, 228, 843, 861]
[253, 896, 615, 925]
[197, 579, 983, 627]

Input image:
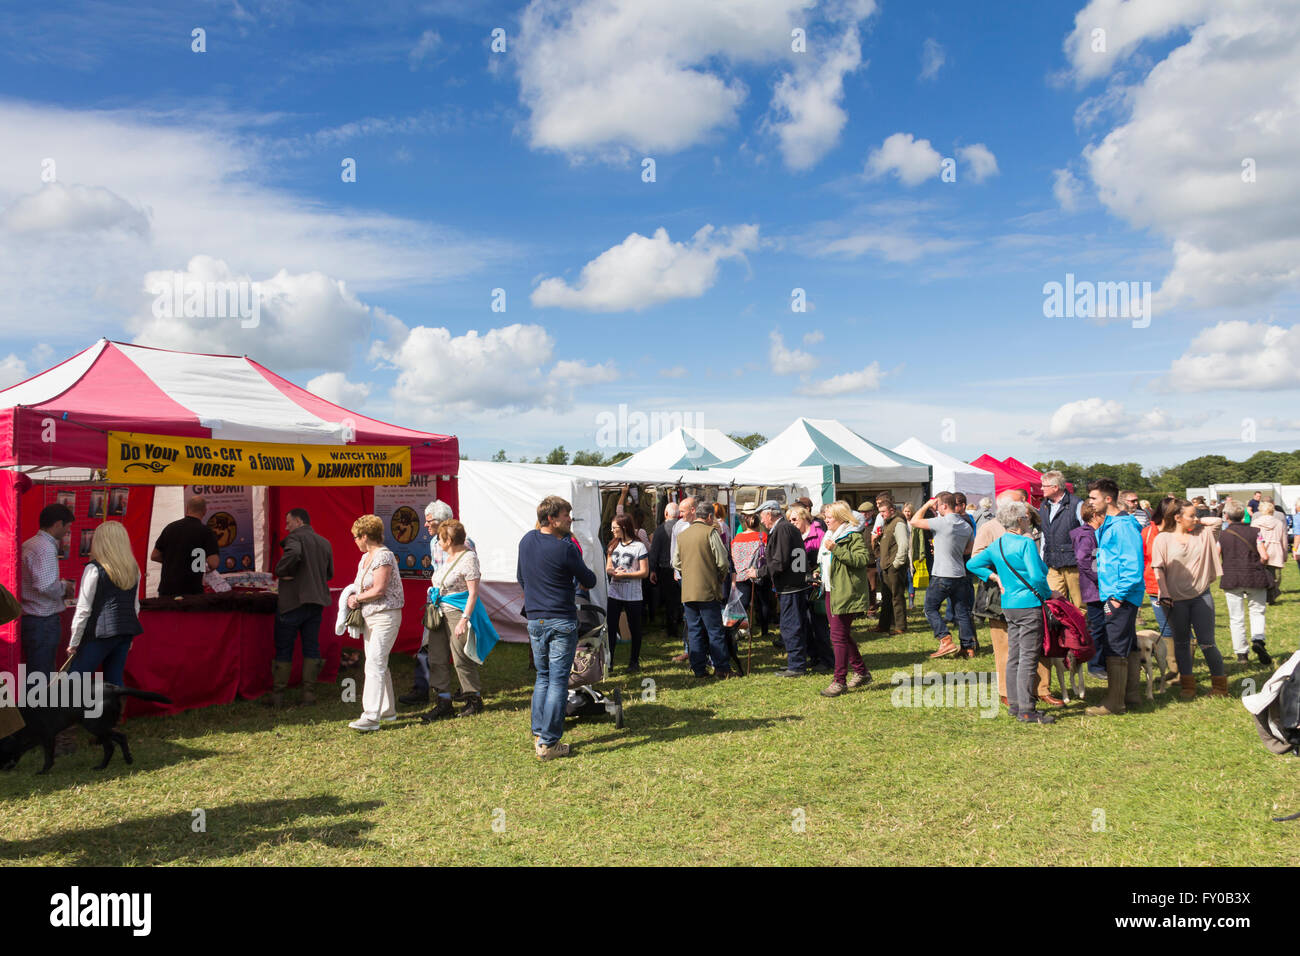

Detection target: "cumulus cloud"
[1048, 397, 1172, 440]
[409, 30, 441, 69]
[769, 330, 818, 374]
[531, 224, 758, 312]
[1053, 167, 1084, 212]
[376, 322, 613, 416]
[513, 0, 875, 162]
[957, 143, 998, 183]
[0, 354, 29, 389]
[658, 365, 687, 378]
[797, 363, 882, 396]
[1064, 0, 1300, 307]
[1163, 320, 1300, 391]
[864, 132, 942, 186]
[306, 372, 373, 409]
[0, 183, 150, 236]
[919, 38, 945, 81]
[802, 330, 824, 346]
[130, 256, 373, 371]
[766, 24, 866, 171]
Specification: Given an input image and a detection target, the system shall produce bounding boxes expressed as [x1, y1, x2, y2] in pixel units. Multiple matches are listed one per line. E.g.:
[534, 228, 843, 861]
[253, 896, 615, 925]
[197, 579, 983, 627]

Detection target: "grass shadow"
[0, 738, 219, 795]
[573, 704, 801, 755]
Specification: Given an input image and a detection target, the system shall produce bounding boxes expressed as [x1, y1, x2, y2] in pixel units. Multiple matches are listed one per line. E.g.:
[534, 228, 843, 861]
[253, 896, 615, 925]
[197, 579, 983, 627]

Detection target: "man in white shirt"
[20, 503, 76, 674]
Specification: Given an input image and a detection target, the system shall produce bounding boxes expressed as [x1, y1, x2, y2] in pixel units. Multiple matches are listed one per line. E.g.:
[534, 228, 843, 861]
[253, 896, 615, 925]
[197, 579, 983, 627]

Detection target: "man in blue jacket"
[1085, 478, 1145, 717]
[517, 496, 598, 760]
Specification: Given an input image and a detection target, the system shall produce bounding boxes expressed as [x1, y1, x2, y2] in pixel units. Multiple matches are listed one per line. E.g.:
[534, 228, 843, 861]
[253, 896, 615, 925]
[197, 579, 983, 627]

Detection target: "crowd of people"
[12, 473, 1290, 761]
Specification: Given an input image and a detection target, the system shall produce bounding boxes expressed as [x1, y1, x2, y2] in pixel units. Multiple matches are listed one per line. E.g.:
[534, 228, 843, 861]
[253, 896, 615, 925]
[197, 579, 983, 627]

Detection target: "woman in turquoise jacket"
[968, 500, 1056, 724]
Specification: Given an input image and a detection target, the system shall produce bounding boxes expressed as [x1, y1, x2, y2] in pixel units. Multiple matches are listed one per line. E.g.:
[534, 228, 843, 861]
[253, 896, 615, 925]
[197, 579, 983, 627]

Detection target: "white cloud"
[531, 224, 758, 312]
[957, 143, 998, 183]
[798, 363, 882, 396]
[129, 256, 373, 371]
[1048, 397, 1172, 440]
[919, 38, 945, 81]
[658, 365, 687, 378]
[409, 30, 441, 69]
[306, 372, 373, 409]
[766, 25, 866, 171]
[0, 353, 28, 389]
[864, 132, 942, 186]
[1065, 0, 1300, 308]
[1163, 320, 1300, 391]
[802, 330, 824, 345]
[1053, 167, 1084, 212]
[808, 230, 970, 263]
[377, 322, 605, 416]
[513, 0, 875, 161]
[0, 183, 150, 235]
[769, 329, 818, 374]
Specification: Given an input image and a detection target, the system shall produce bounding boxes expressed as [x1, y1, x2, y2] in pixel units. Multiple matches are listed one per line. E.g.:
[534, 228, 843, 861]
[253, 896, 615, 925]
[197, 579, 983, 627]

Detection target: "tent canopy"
[970, 454, 1038, 500]
[0, 339, 459, 473]
[725, 418, 929, 485]
[892, 437, 996, 503]
[615, 427, 748, 470]
[1000, 457, 1043, 501]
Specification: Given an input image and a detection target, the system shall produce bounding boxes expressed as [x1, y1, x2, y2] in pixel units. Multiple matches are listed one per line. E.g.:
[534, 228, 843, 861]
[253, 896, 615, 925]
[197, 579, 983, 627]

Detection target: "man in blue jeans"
[910, 493, 977, 658]
[21, 503, 76, 674]
[517, 495, 597, 761]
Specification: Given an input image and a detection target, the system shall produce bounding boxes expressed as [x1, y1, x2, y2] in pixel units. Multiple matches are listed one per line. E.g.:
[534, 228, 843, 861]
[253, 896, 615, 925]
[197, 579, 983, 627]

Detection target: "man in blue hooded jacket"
[1085, 478, 1145, 717]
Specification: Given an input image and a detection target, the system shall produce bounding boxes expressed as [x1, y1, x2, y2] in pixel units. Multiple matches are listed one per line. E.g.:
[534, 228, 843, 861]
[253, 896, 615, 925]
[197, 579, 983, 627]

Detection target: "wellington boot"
[1162, 636, 1179, 682]
[1208, 674, 1229, 698]
[1085, 656, 1128, 716]
[1124, 651, 1144, 708]
[262, 661, 291, 708]
[1179, 674, 1197, 700]
[300, 657, 322, 705]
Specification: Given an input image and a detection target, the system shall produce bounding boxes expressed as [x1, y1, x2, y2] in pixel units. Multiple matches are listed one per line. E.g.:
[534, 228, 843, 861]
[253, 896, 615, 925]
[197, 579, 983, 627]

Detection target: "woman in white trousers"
[347, 514, 405, 730]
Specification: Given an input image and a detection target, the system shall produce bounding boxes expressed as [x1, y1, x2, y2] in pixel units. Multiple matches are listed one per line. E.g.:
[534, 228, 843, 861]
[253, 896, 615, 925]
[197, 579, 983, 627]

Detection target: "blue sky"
[1, 0, 1297, 468]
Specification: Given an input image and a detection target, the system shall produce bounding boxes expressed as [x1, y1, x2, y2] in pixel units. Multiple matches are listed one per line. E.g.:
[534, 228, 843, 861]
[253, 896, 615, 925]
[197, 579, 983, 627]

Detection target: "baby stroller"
[565, 600, 624, 728]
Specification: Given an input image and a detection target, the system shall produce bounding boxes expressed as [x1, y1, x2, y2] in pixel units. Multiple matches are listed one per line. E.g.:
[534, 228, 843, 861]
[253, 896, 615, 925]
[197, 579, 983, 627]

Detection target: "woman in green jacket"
[817, 500, 872, 697]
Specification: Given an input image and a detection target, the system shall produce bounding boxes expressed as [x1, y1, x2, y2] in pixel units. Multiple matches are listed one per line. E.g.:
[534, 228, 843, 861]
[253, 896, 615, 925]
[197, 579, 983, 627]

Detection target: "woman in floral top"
[346, 514, 404, 731]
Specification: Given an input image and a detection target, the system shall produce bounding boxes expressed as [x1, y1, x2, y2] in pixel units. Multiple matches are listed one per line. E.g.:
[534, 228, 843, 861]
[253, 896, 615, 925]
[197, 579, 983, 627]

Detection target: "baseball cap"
[757, 499, 781, 513]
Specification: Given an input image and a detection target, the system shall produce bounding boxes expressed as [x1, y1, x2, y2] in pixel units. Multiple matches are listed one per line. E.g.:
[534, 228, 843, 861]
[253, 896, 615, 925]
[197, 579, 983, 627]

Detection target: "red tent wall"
[0, 471, 20, 676]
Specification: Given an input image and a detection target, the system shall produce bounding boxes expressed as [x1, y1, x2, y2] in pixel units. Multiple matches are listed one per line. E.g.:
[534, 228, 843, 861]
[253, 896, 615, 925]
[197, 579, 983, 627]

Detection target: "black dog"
[0, 685, 171, 774]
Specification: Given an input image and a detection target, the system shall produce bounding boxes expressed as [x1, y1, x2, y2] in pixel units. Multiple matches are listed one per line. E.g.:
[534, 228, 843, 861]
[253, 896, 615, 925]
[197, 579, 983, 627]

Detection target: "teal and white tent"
[711, 418, 930, 506]
[615, 427, 748, 471]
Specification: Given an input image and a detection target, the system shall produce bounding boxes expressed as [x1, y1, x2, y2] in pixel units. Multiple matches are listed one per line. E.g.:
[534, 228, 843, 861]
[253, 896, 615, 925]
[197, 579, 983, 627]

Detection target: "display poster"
[187, 485, 256, 573]
[374, 474, 437, 578]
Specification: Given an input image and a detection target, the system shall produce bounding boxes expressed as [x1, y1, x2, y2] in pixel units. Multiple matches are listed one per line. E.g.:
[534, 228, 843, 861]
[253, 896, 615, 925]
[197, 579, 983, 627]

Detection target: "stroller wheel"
[613, 687, 624, 729]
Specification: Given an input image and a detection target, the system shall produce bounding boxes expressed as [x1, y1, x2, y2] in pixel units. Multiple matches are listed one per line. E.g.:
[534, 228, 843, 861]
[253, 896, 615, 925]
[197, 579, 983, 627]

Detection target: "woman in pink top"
[1150, 500, 1227, 699]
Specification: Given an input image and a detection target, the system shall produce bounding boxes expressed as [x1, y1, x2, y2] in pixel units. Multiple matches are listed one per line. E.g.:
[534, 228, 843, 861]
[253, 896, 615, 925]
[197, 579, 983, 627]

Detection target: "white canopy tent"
[615, 427, 749, 471]
[892, 437, 996, 504]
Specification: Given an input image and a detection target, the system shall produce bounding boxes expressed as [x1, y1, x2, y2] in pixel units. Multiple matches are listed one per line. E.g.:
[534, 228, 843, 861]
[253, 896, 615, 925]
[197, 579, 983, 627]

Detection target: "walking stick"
[58, 646, 78, 673]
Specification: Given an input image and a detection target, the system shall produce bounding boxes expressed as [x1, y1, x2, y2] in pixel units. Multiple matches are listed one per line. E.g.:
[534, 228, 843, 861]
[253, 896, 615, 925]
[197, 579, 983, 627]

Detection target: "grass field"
[4, 565, 1300, 866]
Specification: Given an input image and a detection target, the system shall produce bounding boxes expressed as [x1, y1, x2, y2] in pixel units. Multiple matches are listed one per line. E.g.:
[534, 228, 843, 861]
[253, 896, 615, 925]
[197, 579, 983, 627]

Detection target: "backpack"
[1041, 596, 1095, 664]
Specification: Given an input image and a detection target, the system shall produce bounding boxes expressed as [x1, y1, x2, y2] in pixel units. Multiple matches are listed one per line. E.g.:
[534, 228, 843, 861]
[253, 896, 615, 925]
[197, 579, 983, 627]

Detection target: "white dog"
[1134, 629, 1170, 699]
[1048, 651, 1087, 704]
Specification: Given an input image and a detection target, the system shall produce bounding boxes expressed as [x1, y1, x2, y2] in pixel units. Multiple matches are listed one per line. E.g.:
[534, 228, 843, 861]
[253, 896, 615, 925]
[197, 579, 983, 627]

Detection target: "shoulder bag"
[424, 550, 467, 631]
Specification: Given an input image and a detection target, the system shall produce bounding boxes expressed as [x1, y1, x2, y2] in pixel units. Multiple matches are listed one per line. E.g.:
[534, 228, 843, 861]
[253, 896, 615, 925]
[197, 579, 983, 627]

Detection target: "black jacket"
[648, 519, 674, 569]
[766, 517, 809, 593]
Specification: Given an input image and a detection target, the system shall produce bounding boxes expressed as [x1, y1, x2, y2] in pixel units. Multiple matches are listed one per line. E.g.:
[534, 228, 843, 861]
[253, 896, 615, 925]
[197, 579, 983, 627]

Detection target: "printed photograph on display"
[88, 490, 105, 519]
[78, 528, 94, 558]
[55, 491, 75, 512]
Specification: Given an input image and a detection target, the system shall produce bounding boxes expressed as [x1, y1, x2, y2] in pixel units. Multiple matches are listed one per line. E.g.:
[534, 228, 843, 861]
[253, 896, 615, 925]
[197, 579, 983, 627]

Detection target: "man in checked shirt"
[21, 503, 76, 674]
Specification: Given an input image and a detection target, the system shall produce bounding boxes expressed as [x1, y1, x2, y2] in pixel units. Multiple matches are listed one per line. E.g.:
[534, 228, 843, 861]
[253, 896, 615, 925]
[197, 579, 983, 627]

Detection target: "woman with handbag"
[421, 519, 485, 720]
[1151, 499, 1227, 700]
[346, 514, 404, 731]
[68, 520, 143, 687]
[967, 500, 1057, 724]
[605, 514, 648, 672]
[816, 501, 872, 698]
[1218, 500, 1275, 669]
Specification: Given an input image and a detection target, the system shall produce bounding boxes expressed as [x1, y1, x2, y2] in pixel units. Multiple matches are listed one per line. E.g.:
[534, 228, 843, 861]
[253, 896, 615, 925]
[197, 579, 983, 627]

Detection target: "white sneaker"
[348, 717, 381, 732]
[379, 714, 398, 722]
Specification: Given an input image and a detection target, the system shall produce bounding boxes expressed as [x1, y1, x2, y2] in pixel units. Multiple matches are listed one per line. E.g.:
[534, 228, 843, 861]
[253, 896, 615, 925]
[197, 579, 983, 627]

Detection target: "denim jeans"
[924, 576, 976, 648]
[682, 601, 730, 676]
[1169, 590, 1224, 677]
[71, 635, 134, 686]
[20, 613, 62, 674]
[1146, 591, 1167, 635]
[529, 618, 579, 747]
[274, 603, 323, 662]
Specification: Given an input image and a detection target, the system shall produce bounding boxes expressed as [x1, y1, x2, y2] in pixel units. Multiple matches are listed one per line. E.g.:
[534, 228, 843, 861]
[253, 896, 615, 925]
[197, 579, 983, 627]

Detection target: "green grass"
[4, 565, 1300, 866]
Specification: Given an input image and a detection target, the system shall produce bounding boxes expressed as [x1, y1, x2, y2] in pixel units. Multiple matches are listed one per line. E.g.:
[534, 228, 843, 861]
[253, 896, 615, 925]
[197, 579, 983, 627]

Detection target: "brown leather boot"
[300, 657, 322, 705]
[929, 635, 959, 659]
[1208, 674, 1229, 698]
[1179, 674, 1197, 700]
[1086, 656, 1128, 715]
[261, 661, 291, 708]
[1124, 651, 1144, 708]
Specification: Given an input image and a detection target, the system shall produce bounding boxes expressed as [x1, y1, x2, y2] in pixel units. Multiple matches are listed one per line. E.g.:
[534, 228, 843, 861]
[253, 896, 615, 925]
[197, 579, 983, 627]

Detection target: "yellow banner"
[107, 432, 411, 486]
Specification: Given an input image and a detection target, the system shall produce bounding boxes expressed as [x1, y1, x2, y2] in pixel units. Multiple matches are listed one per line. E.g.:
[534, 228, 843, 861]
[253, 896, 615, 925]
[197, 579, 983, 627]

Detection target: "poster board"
[374, 474, 437, 578]
[186, 485, 256, 573]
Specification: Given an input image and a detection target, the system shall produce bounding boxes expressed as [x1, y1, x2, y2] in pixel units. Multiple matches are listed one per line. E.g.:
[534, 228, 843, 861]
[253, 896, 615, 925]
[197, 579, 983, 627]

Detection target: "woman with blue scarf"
[421, 519, 500, 721]
[816, 501, 872, 698]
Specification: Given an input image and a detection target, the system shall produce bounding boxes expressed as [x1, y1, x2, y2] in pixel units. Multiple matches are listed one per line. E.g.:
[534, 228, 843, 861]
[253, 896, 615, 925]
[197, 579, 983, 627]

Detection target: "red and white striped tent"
[0, 340, 459, 694]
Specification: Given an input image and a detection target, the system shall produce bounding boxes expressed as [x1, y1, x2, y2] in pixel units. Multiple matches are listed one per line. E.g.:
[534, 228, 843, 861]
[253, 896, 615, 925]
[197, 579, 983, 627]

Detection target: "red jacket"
[1141, 522, 1160, 595]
